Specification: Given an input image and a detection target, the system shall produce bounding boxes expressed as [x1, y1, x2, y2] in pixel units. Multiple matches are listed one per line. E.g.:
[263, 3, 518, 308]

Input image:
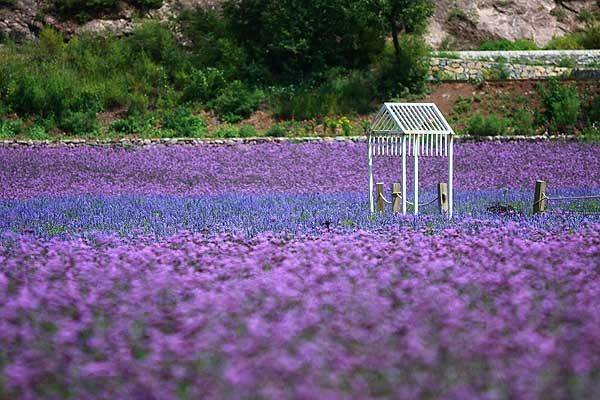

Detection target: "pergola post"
[368, 135, 374, 213]
[414, 136, 419, 216]
[401, 135, 407, 215]
[448, 135, 454, 218]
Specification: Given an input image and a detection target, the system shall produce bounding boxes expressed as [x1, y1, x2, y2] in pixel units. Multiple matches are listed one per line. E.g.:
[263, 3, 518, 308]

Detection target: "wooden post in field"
[438, 182, 449, 214]
[376, 182, 385, 213]
[392, 182, 402, 213]
[533, 180, 547, 214]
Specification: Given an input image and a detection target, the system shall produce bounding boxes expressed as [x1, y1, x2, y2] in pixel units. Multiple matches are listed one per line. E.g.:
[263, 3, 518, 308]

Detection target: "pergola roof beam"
[370, 103, 453, 136]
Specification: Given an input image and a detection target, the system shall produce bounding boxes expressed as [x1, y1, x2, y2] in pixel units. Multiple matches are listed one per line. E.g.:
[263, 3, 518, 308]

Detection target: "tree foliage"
[364, 0, 435, 57]
[222, 0, 385, 82]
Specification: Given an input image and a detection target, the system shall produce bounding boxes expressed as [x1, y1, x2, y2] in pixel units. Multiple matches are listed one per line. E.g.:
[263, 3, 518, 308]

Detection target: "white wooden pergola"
[368, 102, 455, 217]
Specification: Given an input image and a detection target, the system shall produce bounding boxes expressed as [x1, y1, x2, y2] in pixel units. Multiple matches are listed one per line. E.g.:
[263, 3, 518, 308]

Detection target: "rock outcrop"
[0, 0, 43, 41]
[426, 0, 599, 48]
[0, 0, 218, 41]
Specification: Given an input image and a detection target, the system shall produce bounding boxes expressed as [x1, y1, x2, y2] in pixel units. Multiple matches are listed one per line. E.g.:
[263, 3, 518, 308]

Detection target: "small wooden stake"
[392, 182, 402, 213]
[438, 182, 449, 214]
[533, 180, 547, 214]
[376, 182, 385, 213]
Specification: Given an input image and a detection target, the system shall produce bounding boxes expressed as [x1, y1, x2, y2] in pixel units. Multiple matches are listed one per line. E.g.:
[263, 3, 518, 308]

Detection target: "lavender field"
[1, 141, 599, 198]
[1, 141, 600, 399]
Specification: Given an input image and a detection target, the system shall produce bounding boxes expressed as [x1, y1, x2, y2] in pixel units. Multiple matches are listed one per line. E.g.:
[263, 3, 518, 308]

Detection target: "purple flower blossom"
[0, 141, 598, 199]
[0, 140, 599, 398]
[0, 227, 599, 399]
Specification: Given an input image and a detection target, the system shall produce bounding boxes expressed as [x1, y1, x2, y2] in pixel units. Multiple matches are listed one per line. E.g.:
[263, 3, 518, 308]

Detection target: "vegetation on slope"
[0, 0, 436, 139]
[0, 0, 599, 141]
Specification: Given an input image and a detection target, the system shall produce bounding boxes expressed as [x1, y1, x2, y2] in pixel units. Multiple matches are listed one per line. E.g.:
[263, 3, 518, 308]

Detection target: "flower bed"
[1, 226, 600, 398]
[0, 141, 598, 199]
[0, 141, 599, 399]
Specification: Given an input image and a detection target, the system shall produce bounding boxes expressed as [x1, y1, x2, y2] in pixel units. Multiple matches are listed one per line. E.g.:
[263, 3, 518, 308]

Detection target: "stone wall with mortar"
[0, 135, 578, 148]
[430, 50, 600, 81]
[434, 50, 600, 66]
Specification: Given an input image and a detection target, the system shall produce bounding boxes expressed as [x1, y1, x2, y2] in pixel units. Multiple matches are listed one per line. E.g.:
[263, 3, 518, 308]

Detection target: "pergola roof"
[370, 103, 454, 135]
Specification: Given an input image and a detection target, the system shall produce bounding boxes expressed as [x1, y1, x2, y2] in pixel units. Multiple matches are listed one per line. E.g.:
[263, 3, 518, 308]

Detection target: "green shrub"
[511, 108, 536, 136]
[179, 8, 248, 80]
[7, 72, 47, 116]
[478, 38, 539, 51]
[99, 77, 132, 110]
[545, 34, 584, 50]
[579, 25, 600, 49]
[59, 111, 100, 136]
[215, 124, 257, 138]
[375, 36, 431, 98]
[214, 125, 238, 138]
[127, 23, 189, 83]
[266, 123, 288, 138]
[557, 57, 576, 68]
[550, 8, 567, 22]
[549, 94, 581, 133]
[271, 68, 377, 119]
[453, 96, 472, 115]
[5, 63, 103, 123]
[544, 24, 600, 50]
[125, 93, 150, 117]
[181, 68, 226, 104]
[128, 23, 179, 65]
[0, 22, 199, 137]
[586, 94, 600, 124]
[577, 9, 597, 24]
[319, 69, 377, 115]
[110, 114, 156, 135]
[27, 125, 51, 140]
[538, 78, 581, 133]
[210, 81, 264, 123]
[465, 113, 510, 136]
[580, 124, 600, 142]
[269, 86, 320, 120]
[161, 107, 207, 137]
[0, 119, 24, 138]
[36, 26, 64, 59]
[439, 36, 460, 51]
[338, 116, 352, 136]
[0, 0, 16, 7]
[448, 9, 473, 25]
[483, 62, 511, 80]
[238, 124, 257, 138]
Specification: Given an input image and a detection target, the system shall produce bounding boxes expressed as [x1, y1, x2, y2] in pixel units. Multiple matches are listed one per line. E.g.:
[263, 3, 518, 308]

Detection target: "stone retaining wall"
[430, 50, 600, 82]
[433, 50, 600, 66]
[0, 135, 579, 148]
[430, 58, 574, 81]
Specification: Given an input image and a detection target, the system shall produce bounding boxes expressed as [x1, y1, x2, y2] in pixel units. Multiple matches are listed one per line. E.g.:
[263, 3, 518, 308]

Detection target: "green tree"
[222, 0, 384, 82]
[179, 8, 248, 80]
[366, 0, 435, 59]
[538, 78, 581, 134]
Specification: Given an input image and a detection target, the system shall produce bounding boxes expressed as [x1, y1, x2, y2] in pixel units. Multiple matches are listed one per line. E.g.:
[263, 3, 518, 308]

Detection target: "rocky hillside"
[0, 0, 599, 47]
[0, 0, 215, 41]
[427, 0, 600, 48]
